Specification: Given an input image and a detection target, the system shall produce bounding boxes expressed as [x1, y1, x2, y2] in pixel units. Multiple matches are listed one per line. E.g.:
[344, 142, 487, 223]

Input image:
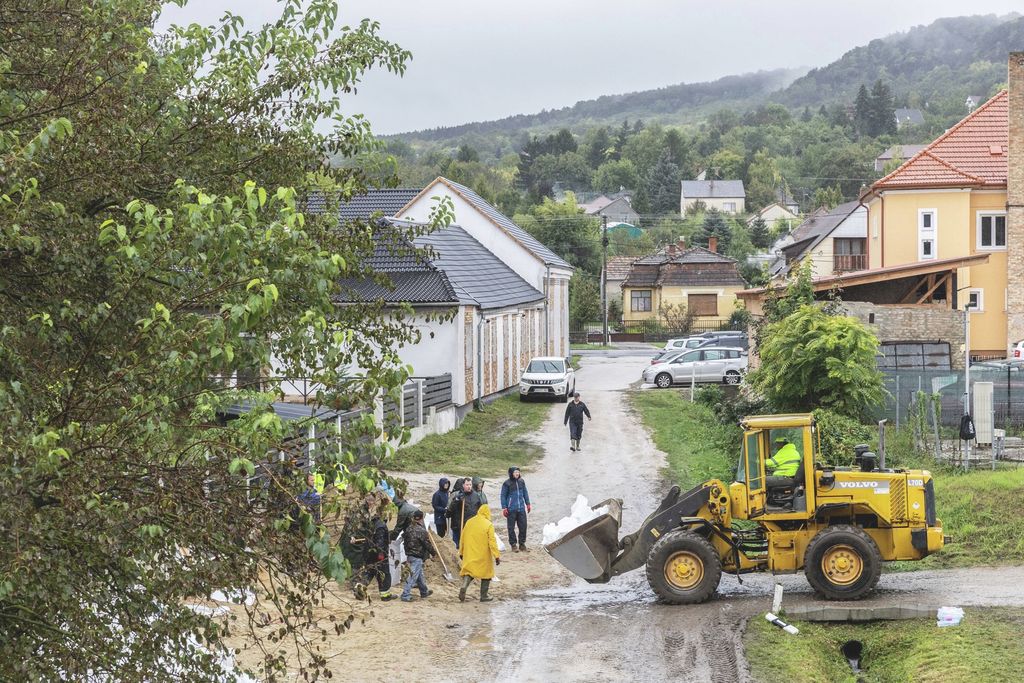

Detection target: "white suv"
[1013, 340, 1024, 359]
[520, 356, 576, 402]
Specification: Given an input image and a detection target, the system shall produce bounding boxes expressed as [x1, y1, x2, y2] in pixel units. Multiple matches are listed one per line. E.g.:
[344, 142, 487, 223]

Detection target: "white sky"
[159, 1, 1023, 135]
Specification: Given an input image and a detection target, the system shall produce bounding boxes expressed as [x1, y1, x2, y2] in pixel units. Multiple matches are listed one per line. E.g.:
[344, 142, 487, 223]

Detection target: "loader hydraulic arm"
[608, 484, 711, 578]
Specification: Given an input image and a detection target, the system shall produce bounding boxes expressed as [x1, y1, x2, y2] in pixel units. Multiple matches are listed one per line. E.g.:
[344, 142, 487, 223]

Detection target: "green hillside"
[392, 13, 1022, 151]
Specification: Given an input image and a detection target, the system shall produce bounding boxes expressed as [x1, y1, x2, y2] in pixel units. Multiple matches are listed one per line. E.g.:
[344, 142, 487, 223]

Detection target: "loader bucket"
[544, 498, 623, 582]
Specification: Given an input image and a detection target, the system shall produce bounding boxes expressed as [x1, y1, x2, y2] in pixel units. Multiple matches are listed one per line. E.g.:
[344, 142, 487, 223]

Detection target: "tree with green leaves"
[745, 150, 781, 211]
[869, 79, 897, 136]
[645, 150, 682, 214]
[456, 144, 480, 162]
[749, 216, 772, 250]
[593, 159, 640, 194]
[569, 274, 602, 328]
[813, 184, 845, 210]
[515, 192, 601, 273]
[0, 2, 442, 680]
[750, 305, 885, 420]
[854, 83, 873, 135]
[698, 208, 732, 252]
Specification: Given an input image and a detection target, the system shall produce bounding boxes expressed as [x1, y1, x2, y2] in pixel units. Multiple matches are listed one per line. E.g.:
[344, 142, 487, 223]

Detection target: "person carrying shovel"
[563, 392, 592, 452]
[400, 511, 436, 602]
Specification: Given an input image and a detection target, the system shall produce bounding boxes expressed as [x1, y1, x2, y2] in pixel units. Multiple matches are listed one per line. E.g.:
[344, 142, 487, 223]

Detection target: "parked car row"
[642, 346, 748, 387]
[663, 330, 748, 352]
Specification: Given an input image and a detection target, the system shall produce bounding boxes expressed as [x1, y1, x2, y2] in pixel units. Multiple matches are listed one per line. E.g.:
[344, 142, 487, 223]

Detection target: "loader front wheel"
[804, 525, 882, 600]
[646, 531, 722, 604]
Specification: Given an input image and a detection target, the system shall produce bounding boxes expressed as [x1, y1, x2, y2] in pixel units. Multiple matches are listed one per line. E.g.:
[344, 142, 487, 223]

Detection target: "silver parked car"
[642, 347, 747, 387]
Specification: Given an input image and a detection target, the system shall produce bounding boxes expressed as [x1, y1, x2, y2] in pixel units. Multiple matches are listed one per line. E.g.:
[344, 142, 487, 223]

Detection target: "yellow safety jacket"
[766, 443, 800, 477]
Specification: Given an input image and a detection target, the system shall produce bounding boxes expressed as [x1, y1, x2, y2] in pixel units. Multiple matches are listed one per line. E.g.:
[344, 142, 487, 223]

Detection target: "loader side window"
[744, 431, 762, 491]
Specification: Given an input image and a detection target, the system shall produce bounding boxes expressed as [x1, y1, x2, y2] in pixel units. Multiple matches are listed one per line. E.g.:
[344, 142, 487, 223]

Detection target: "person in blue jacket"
[431, 478, 451, 537]
[500, 466, 532, 552]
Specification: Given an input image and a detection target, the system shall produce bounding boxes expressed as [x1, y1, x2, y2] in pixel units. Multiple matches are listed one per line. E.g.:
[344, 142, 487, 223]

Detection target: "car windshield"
[527, 360, 564, 374]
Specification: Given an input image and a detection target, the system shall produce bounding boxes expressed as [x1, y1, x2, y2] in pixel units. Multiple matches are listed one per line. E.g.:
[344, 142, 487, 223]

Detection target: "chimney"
[708, 236, 718, 253]
[1008, 52, 1024, 349]
[667, 244, 677, 258]
[677, 236, 686, 251]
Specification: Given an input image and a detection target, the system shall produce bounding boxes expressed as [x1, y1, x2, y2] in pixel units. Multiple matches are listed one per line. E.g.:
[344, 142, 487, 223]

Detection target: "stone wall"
[840, 302, 967, 369]
[1007, 52, 1024, 347]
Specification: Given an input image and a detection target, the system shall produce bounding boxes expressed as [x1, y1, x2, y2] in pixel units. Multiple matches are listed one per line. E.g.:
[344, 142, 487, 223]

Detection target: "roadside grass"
[744, 607, 1024, 683]
[388, 395, 551, 477]
[629, 388, 736, 488]
[570, 342, 613, 350]
[570, 354, 582, 370]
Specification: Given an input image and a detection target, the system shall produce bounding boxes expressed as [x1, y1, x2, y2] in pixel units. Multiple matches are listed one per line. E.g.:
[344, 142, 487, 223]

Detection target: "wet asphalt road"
[468, 355, 1024, 683]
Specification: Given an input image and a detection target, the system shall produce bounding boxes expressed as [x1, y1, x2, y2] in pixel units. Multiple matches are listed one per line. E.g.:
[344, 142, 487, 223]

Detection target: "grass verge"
[629, 388, 736, 488]
[388, 395, 551, 476]
[744, 608, 1024, 683]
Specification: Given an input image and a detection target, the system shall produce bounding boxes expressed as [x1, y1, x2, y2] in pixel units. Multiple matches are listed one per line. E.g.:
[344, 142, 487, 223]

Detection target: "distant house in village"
[747, 202, 799, 231]
[579, 194, 640, 225]
[621, 240, 746, 327]
[680, 179, 746, 215]
[874, 144, 928, 172]
[318, 179, 573, 413]
[767, 201, 867, 280]
[893, 108, 925, 129]
[602, 255, 638, 317]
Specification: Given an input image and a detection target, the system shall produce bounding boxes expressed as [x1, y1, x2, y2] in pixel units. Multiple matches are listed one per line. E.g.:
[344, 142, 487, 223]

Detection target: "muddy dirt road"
[280, 353, 1024, 682]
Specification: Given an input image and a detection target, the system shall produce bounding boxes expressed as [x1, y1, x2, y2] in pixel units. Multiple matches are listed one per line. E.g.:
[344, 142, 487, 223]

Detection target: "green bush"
[812, 408, 874, 466]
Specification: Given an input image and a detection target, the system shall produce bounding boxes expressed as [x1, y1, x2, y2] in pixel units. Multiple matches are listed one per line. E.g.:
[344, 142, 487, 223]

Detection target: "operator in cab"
[766, 437, 800, 479]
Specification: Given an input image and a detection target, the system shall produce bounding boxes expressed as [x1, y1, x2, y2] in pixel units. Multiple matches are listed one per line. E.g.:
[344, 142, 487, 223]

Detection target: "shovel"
[427, 529, 454, 583]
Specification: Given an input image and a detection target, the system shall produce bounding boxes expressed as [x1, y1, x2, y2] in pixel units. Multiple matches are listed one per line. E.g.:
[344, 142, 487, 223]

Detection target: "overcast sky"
[159, 1, 1022, 135]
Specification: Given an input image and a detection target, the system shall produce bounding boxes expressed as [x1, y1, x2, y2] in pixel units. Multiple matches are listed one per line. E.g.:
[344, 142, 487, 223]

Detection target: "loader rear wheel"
[804, 525, 882, 600]
[646, 531, 722, 604]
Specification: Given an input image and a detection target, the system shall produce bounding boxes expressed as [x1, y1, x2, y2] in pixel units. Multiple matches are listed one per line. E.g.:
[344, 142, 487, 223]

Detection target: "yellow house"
[621, 240, 746, 327]
[861, 89, 1010, 357]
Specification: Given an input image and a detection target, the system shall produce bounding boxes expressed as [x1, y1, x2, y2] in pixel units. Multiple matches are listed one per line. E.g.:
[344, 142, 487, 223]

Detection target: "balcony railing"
[834, 253, 867, 272]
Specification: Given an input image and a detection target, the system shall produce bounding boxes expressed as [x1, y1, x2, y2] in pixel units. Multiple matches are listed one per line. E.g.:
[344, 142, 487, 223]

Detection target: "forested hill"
[776, 13, 1024, 109]
[399, 68, 801, 143]
[393, 13, 1022, 148]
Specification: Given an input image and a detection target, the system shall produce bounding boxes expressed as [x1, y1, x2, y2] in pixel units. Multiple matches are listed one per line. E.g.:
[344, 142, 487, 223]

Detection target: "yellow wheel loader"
[545, 414, 945, 603]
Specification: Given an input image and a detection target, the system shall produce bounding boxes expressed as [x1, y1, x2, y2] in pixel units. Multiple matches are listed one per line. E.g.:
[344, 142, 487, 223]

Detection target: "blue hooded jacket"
[431, 478, 450, 516]
[500, 467, 531, 513]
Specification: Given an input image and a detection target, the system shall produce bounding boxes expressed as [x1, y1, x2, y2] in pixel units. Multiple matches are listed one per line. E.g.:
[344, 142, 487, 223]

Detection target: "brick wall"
[840, 302, 967, 369]
[1007, 52, 1024, 348]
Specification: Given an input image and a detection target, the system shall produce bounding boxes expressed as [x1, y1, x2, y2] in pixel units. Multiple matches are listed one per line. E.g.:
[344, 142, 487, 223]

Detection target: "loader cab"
[729, 414, 817, 521]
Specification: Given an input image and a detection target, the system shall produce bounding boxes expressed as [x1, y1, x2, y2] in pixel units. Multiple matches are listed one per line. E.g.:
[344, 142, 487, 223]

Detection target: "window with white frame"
[967, 288, 983, 312]
[723, 202, 736, 212]
[918, 209, 936, 260]
[977, 212, 1007, 250]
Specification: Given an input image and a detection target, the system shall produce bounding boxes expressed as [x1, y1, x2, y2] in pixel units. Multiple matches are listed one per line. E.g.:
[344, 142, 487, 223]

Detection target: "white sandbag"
[542, 495, 609, 545]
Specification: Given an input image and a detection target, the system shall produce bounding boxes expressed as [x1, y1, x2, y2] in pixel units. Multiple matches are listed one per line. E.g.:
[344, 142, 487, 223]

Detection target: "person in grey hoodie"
[500, 466, 532, 551]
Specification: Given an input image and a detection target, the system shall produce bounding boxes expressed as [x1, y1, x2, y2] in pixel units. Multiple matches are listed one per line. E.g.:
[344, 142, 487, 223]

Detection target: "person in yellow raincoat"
[458, 504, 501, 602]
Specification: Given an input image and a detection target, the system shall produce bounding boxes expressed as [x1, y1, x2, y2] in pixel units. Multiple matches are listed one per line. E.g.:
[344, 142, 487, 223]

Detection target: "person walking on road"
[400, 511, 436, 602]
[431, 478, 451, 538]
[447, 477, 482, 549]
[390, 488, 418, 541]
[563, 392, 592, 452]
[500, 466, 532, 552]
[459, 504, 501, 603]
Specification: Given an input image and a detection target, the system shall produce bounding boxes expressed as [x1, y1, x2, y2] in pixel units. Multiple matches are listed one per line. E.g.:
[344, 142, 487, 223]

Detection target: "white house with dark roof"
[579, 194, 640, 226]
[395, 177, 574, 363]
[680, 179, 746, 215]
[894, 108, 925, 129]
[767, 201, 867, 280]
[319, 180, 572, 410]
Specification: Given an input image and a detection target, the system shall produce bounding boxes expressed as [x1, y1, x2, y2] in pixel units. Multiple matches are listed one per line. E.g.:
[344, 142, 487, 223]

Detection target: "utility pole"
[601, 214, 609, 346]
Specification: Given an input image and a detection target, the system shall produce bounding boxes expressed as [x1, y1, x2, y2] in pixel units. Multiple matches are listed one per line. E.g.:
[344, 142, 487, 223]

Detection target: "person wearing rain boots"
[458, 504, 501, 603]
[563, 392, 592, 452]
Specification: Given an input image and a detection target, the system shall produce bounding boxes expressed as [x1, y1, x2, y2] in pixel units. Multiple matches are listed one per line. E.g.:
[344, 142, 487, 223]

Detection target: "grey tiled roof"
[623, 247, 744, 288]
[681, 180, 745, 199]
[335, 220, 543, 311]
[414, 224, 544, 310]
[304, 188, 421, 222]
[894, 108, 925, 126]
[441, 179, 573, 270]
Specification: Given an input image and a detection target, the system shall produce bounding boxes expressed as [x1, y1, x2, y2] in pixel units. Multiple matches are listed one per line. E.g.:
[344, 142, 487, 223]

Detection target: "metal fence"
[571, 319, 742, 343]
[878, 367, 1024, 429]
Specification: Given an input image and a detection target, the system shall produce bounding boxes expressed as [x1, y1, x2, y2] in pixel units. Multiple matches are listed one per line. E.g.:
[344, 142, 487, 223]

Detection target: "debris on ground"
[937, 606, 964, 627]
[541, 495, 609, 545]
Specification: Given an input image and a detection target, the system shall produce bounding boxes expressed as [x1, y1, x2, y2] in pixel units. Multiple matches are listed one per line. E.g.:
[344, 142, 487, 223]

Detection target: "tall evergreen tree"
[854, 84, 872, 135]
[749, 216, 772, 250]
[869, 79, 896, 136]
[698, 208, 732, 252]
[801, 106, 813, 122]
[645, 150, 682, 214]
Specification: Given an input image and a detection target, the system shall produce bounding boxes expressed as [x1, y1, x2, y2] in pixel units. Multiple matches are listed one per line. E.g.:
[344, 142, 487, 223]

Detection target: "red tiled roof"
[869, 91, 1007, 193]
